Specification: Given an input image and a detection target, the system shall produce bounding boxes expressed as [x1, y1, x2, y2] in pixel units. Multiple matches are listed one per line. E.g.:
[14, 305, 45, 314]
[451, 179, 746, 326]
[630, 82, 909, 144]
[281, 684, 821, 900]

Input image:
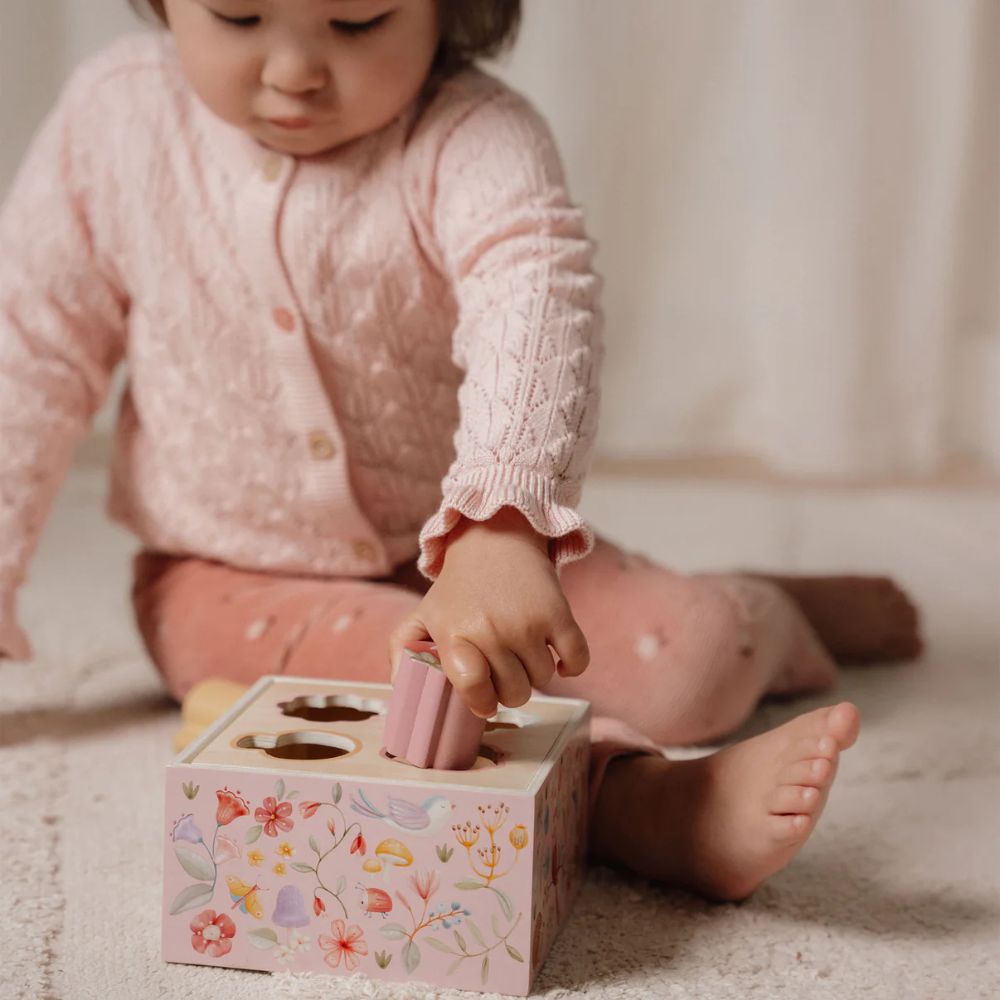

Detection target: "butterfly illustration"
[226, 875, 265, 919]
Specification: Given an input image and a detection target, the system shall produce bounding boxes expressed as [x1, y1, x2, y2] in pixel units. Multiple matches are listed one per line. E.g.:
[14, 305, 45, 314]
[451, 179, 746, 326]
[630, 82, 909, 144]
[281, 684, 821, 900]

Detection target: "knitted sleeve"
[414, 84, 604, 581]
[0, 60, 128, 660]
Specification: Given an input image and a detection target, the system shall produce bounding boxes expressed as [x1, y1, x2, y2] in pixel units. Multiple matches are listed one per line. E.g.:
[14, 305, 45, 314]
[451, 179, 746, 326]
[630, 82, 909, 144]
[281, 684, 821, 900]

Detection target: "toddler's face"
[162, 0, 440, 156]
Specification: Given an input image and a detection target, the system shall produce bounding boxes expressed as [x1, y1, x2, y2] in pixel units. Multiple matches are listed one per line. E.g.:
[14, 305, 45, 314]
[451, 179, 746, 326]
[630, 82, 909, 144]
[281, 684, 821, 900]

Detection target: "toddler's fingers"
[438, 636, 499, 719]
[388, 616, 431, 681]
[479, 643, 533, 709]
[549, 619, 590, 677]
[520, 641, 558, 690]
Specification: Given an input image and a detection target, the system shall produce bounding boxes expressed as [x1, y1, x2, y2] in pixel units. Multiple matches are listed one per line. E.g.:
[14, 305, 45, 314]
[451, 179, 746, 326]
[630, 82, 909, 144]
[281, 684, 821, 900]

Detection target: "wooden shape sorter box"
[163, 675, 590, 996]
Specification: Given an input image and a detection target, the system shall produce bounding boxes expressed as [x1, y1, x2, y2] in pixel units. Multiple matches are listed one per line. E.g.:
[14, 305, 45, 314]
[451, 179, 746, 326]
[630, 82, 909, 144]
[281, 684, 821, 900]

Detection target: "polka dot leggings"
[133, 535, 837, 812]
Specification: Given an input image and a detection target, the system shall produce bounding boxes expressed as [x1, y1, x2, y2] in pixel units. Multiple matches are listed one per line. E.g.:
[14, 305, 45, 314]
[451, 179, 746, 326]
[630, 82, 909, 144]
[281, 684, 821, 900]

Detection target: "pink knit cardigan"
[0, 34, 603, 660]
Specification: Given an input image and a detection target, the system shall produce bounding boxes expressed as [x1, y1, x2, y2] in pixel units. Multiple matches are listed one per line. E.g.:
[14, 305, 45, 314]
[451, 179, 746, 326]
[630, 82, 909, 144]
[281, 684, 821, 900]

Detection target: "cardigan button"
[352, 539, 377, 562]
[272, 307, 296, 332]
[262, 155, 283, 181]
[307, 431, 336, 460]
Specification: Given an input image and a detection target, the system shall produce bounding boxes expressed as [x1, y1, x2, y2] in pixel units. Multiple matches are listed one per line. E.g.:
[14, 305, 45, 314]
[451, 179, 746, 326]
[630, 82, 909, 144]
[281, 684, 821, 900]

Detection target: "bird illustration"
[349, 788, 453, 836]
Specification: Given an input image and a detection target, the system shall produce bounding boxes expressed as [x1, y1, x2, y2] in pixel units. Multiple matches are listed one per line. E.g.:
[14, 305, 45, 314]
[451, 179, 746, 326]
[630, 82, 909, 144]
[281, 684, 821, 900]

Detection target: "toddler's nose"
[262, 46, 329, 96]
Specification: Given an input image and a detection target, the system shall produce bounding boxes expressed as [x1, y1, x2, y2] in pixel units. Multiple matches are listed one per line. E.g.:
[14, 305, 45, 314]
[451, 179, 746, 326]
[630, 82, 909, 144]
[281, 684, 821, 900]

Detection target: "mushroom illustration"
[363, 838, 413, 875]
[272, 885, 310, 928]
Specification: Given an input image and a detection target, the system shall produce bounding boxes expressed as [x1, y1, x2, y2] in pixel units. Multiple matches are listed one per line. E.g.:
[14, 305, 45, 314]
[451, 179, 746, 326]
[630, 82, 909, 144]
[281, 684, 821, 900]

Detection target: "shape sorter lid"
[174, 676, 590, 797]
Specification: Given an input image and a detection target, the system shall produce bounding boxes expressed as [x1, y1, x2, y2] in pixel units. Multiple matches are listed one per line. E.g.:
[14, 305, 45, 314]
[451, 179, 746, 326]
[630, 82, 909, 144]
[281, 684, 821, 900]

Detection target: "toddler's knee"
[634, 583, 758, 745]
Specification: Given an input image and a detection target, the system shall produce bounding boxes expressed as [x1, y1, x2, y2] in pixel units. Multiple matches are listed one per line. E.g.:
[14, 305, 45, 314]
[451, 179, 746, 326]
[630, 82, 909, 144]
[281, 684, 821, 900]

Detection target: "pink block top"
[0, 33, 603, 660]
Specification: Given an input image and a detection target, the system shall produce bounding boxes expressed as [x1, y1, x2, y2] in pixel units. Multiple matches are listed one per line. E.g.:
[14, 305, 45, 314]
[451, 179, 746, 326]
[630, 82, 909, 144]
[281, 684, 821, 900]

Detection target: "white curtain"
[3, 0, 998, 479]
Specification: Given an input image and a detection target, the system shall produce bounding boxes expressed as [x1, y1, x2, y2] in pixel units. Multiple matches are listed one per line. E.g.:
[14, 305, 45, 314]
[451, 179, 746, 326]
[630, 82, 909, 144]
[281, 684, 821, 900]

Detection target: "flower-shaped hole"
[484, 707, 540, 732]
[236, 731, 359, 761]
[277, 694, 386, 724]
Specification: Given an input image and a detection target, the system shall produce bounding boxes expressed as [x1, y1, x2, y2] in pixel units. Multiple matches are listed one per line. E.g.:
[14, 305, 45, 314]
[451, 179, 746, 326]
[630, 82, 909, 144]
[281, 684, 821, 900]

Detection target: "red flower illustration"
[350, 833, 366, 855]
[255, 796, 294, 837]
[314, 894, 326, 916]
[299, 801, 321, 819]
[215, 788, 249, 827]
[319, 919, 368, 971]
[410, 869, 440, 901]
[327, 818, 336, 836]
[190, 909, 236, 958]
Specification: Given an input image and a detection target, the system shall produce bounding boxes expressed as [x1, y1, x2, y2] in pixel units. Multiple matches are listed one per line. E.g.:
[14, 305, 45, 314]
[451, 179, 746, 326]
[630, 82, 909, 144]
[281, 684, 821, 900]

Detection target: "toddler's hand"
[388, 509, 590, 718]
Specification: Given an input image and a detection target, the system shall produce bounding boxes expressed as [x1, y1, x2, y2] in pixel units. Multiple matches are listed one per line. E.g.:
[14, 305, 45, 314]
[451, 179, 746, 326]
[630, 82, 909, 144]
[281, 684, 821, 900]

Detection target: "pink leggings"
[133, 536, 837, 818]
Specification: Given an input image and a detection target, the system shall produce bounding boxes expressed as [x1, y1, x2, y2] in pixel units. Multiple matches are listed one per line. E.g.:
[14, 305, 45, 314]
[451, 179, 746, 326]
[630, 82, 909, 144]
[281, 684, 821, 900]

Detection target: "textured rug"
[2, 466, 998, 999]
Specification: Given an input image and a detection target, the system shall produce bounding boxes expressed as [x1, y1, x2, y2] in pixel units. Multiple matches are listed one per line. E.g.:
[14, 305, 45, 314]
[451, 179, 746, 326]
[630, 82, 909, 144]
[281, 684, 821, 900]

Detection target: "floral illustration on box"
[169, 780, 531, 984]
[451, 802, 528, 921]
[377, 866, 524, 984]
[170, 778, 365, 966]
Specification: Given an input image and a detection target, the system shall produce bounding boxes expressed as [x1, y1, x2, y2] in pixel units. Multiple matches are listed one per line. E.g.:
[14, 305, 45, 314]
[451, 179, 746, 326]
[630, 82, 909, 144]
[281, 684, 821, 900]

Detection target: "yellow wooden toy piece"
[172, 678, 250, 752]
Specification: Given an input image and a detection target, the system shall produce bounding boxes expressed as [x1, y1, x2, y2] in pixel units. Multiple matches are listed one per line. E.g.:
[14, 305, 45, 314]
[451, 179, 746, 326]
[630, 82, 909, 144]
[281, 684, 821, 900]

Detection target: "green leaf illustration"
[290, 862, 315, 874]
[447, 956, 463, 976]
[491, 913, 504, 939]
[248, 927, 279, 950]
[505, 943, 524, 963]
[169, 882, 214, 916]
[491, 886, 514, 920]
[173, 844, 215, 882]
[309, 836, 320, 856]
[286, 790, 299, 800]
[424, 938, 453, 954]
[481, 955, 490, 984]
[333, 783, 342, 804]
[335, 874, 347, 895]
[245, 824, 263, 845]
[375, 950, 392, 969]
[467, 920, 487, 948]
[274, 779, 286, 801]
[379, 923, 409, 940]
[454, 931, 468, 953]
[403, 939, 421, 974]
[454, 878, 485, 891]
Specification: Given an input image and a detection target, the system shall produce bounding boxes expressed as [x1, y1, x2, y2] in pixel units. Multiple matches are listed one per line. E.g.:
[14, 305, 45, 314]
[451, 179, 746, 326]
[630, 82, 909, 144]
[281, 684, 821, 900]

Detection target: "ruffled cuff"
[417, 464, 595, 581]
[0, 592, 32, 661]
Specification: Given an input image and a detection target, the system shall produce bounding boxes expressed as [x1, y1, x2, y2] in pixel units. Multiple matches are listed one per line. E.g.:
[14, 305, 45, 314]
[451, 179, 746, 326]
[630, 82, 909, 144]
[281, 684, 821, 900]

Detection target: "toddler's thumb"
[388, 616, 431, 681]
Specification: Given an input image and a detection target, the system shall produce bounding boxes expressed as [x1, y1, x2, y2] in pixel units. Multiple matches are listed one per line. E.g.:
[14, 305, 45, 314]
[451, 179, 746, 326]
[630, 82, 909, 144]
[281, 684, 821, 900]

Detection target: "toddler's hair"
[127, 1, 521, 75]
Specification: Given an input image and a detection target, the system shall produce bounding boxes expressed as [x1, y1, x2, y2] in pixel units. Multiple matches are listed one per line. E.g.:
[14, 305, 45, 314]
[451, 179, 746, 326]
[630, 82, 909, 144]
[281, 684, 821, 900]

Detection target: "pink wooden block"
[162, 676, 590, 995]
[383, 641, 486, 770]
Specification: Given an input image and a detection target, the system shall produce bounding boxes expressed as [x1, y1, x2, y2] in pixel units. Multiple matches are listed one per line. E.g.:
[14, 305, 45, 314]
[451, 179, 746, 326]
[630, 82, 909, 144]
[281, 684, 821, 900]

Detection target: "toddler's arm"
[411, 80, 604, 582]
[0, 64, 128, 660]
[393, 79, 602, 712]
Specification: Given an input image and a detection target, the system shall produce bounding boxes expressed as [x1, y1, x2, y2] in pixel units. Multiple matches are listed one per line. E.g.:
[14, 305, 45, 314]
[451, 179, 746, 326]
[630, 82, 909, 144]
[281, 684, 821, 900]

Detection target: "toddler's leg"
[132, 552, 423, 700]
[539, 537, 839, 745]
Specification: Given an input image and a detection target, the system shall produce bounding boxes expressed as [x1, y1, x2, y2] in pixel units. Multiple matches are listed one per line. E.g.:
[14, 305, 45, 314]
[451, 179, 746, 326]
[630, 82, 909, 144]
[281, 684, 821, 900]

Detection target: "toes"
[769, 812, 814, 844]
[787, 733, 839, 764]
[827, 702, 860, 749]
[768, 784, 824, 815]
[780, 756, 834, 788]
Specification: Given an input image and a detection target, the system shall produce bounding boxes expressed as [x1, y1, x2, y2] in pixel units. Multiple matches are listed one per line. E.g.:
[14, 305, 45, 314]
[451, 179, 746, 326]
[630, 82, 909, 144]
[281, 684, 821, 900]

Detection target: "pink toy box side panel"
[528, 722, 589, 976]
[163, 769, 535, 994]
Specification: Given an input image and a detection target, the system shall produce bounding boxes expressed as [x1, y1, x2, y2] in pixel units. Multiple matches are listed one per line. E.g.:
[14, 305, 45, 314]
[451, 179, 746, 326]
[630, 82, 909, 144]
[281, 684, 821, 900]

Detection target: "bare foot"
[747, 574, 922, 664]
[591, 702, 861, 901]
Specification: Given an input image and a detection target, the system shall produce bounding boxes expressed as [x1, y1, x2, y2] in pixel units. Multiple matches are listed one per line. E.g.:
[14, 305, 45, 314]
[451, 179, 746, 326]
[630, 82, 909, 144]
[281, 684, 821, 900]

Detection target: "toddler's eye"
[212, 12, 261, 28]
[330, 13, 391, 36]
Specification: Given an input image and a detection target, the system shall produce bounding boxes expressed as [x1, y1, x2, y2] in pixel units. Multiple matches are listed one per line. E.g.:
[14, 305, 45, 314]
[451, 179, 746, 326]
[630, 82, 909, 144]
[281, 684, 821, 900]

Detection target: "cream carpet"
[3, 464, 998, 999]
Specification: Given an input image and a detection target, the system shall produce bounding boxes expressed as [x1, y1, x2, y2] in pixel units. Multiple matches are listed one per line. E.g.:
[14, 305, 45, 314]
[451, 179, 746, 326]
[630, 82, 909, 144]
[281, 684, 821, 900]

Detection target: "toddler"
[0, 0, 920, 903]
